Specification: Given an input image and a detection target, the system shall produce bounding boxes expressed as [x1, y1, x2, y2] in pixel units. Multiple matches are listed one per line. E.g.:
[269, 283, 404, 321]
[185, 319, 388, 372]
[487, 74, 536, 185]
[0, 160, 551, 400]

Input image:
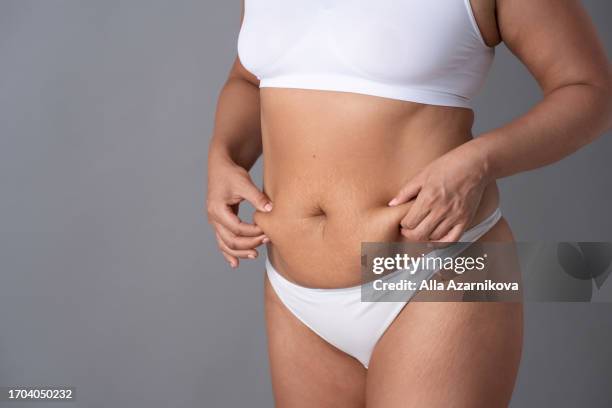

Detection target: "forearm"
[471, 80, 612, 182]
[208, 76, 262, 171]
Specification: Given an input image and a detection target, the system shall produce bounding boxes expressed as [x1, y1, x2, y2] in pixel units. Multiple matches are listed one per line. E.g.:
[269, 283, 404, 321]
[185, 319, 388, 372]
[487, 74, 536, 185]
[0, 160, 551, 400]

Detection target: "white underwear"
[265, 207, 503, 368]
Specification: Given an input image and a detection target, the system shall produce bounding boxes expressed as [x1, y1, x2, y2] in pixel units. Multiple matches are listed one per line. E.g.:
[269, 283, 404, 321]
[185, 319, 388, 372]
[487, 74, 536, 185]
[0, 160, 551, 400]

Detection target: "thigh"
[264, 273, 367, 408]
[366, 219, 524, 408]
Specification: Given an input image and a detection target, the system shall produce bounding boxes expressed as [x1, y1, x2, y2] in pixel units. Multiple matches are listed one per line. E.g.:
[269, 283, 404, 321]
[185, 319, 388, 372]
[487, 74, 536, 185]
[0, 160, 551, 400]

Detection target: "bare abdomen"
[254, 88, 500, 288]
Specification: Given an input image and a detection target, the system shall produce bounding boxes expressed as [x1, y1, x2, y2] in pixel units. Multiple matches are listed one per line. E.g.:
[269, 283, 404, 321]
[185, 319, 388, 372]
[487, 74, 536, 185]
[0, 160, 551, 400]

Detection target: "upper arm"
[497, 0, 610, 94]
[228, 0, 260, 87]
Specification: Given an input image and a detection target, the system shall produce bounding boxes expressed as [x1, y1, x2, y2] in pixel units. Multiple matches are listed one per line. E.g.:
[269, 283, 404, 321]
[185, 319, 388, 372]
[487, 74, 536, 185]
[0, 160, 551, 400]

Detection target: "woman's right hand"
[206, 157, 272, 268]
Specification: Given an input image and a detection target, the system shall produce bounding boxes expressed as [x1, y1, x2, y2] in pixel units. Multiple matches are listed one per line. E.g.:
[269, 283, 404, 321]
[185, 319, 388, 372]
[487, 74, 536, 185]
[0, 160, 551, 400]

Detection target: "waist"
[255, 88, 500, 287]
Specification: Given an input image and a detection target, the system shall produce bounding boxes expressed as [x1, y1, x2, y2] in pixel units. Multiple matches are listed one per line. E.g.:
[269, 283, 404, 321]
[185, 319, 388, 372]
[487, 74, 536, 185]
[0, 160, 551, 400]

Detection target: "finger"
[216, 222, 268, 251]
[215, 232, 238, 268]
[388, 176, 422, 206]
[213, 204, 264, 237]
[219, 240, 258, 260]
[222, 251, 239, 268]
[429, 217, 457, 241]
[239, 179, 274, 213]
[400, 196, 431, 230]
[437, 223, 466, 243]
[401, 210, 445, 242]
[215, 229, 259, 259]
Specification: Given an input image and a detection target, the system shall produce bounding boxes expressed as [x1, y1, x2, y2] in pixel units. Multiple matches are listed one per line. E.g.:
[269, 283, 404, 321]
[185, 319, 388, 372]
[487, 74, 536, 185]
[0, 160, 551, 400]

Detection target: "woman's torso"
[253, 89, 501, 288]
[242, 0, 502, 287]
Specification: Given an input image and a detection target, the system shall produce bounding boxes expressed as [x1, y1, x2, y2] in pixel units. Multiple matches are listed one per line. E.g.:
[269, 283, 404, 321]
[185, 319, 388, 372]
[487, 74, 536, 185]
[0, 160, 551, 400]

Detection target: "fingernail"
[264, 203, 273, 212]
[230, 261, 237, 268]
[388, 198, 398, 206]
[262, 236, 270, 243]
[248, 253, 256, 259]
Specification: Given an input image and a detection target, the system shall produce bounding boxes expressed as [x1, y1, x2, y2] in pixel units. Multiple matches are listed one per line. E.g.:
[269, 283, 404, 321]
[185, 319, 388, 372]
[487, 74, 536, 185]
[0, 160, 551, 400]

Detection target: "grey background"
[0, 1, 610, 407]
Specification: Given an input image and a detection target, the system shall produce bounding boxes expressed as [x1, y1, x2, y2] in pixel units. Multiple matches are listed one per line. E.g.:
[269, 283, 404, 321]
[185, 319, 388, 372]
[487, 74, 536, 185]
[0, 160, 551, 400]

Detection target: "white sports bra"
[237, 0, 495, 109]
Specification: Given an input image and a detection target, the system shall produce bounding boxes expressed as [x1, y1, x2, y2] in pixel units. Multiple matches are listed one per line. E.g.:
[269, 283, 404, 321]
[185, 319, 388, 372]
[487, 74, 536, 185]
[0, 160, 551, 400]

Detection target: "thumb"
[388, 177, 422, 206]
[239, 180, 273, 212]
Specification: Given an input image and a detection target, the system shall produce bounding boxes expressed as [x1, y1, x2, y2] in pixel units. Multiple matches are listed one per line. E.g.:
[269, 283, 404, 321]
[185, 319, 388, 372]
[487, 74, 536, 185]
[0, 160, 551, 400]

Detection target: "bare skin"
[254, 90, 501, 287]
[206, 0, 612, 406]
[365, 219, 523, 408]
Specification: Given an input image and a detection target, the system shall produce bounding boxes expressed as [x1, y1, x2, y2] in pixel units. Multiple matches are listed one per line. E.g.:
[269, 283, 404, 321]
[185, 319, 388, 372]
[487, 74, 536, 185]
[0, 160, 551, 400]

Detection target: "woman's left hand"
[388, 143, 491, 243]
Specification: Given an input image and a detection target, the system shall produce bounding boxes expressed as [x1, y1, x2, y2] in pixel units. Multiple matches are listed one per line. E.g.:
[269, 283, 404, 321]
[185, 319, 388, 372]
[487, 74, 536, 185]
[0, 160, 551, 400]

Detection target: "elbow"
[592, 67, 612, 132]
[604, 83, 612, 132]
[564, 72, 612, 150]
[574, 71, 612, 141]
